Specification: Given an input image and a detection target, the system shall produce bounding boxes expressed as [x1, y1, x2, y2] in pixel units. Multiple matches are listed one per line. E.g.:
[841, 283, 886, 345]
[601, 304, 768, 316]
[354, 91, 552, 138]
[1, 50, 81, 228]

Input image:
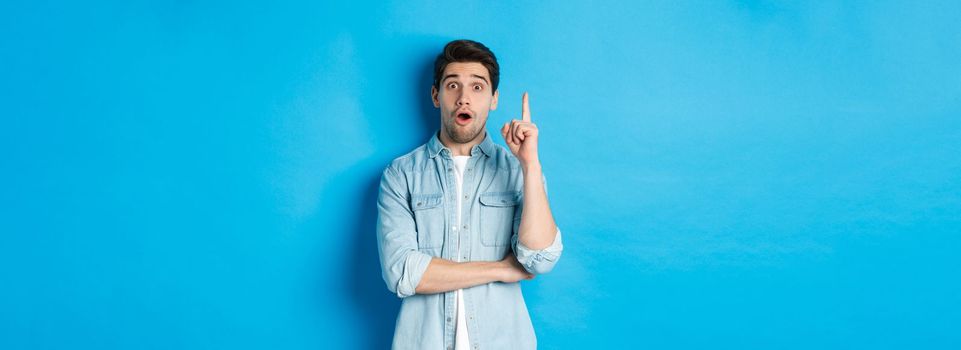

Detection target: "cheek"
[475, 93, 493, 105]
[444, 93, 460, 104]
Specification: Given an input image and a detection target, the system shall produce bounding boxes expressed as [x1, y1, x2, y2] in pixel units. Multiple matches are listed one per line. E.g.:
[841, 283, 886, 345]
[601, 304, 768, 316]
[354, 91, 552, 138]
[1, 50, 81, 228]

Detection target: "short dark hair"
[433, 39, 499, 95]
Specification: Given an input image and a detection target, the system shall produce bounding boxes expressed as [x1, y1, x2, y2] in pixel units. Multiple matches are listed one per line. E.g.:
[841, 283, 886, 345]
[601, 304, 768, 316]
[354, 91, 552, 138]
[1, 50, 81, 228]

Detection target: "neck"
[439, 129, 485, 157]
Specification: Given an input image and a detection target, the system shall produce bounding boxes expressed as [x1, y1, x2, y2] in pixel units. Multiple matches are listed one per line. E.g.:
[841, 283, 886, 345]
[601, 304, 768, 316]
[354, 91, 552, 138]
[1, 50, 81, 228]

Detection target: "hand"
[498, 252, 534, 283]
[501, 92, 539, 166]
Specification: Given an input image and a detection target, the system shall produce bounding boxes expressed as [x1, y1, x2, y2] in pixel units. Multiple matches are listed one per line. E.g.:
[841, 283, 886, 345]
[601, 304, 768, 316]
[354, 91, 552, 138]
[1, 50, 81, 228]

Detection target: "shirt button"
[451, 226, 457, 231]
[447, 317, 451, 322]
[463, 225, 468, 229]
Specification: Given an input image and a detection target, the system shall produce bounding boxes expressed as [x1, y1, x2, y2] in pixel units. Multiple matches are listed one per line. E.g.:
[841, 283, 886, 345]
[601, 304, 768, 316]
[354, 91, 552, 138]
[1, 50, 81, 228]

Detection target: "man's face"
[432, 62, 499, 144]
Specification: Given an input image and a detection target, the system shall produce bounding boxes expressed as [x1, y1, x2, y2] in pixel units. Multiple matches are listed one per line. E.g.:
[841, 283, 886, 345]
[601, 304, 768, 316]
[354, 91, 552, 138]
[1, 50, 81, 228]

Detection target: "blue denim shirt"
[376, 130, 564, 350]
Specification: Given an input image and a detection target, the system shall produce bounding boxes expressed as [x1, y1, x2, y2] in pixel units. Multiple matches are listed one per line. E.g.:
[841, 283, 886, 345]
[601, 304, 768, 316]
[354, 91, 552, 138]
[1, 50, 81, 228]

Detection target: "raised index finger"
[522, 92, 531, 122]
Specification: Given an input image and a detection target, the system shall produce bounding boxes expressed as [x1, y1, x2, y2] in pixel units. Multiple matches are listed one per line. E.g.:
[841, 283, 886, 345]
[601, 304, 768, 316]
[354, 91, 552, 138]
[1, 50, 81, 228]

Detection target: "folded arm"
[414, 253, 533, 295]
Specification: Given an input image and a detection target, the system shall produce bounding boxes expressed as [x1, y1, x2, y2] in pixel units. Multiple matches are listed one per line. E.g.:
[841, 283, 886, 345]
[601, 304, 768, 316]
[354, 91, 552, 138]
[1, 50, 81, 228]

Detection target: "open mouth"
[455, 111, 473, 124]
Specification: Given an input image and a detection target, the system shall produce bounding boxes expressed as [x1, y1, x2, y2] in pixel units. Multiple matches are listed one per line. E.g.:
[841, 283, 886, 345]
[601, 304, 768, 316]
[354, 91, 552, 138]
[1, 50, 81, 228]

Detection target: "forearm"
[518, 161, 558, 250]
[414, 258, 504, 295]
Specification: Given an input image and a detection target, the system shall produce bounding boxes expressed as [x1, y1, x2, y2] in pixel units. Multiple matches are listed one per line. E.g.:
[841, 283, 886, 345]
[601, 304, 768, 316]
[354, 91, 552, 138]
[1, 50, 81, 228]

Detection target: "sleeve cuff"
[512, 228, 564, 275]
[395, 250, 432, 298]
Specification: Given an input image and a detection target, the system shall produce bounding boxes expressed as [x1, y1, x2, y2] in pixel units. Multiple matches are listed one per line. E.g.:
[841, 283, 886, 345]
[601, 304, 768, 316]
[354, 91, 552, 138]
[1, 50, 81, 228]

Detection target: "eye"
[447, 82, 457, 89]
[473, 84, 483, 91]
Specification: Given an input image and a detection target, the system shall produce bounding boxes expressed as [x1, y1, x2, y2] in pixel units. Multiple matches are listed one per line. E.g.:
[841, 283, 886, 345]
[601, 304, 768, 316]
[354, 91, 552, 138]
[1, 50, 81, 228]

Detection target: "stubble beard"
[443, 117, 484, 144]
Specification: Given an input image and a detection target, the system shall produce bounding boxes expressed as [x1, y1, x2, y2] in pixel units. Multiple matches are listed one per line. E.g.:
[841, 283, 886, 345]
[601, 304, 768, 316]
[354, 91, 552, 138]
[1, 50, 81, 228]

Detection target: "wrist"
[521, 160, 541, 173]
[492, 260, 510, 282]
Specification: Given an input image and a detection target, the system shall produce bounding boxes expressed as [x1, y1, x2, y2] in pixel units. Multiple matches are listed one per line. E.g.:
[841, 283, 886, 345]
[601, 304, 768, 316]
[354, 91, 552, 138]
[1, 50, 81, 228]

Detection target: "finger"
[501, 122, 513, 146]
[521, 123, 536, 141]
[513, 120, 525, 143]
[519, 123, 536, 142]
[512, 120, 522, 145]
[521, 92, 531, 122]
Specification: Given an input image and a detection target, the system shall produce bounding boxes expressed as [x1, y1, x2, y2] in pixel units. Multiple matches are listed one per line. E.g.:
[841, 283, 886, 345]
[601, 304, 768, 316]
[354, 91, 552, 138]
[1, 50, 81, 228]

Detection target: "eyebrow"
[442, 74, 489, 85]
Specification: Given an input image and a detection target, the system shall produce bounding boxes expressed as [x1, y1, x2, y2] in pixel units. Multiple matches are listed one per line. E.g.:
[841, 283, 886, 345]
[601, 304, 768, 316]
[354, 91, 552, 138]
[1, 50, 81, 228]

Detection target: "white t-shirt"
[452, 155, 471, 350]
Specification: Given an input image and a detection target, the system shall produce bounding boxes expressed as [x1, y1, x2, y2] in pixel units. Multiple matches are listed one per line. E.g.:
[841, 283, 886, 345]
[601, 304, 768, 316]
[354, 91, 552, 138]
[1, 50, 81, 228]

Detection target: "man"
[376, 39, 564, 350]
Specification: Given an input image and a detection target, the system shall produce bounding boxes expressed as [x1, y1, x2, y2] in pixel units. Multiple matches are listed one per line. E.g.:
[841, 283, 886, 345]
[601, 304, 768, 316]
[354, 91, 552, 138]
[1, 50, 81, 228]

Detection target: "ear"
[490, 89, 499, 111]
[431, 85, 440, 108]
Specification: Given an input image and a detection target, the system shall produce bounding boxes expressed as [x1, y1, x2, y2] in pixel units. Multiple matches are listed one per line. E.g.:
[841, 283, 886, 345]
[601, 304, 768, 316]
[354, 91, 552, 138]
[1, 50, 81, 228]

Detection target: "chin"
[447, 126, 481, 143]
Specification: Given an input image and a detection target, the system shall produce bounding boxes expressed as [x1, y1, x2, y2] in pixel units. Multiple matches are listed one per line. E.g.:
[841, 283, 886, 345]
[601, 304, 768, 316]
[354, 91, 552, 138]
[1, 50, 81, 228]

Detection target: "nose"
[456, 92, 470, 106]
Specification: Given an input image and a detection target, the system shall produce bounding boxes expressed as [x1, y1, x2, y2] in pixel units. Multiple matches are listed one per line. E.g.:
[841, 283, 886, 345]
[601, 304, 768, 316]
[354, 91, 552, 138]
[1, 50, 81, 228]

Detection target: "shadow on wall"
[347, 173, 398, 350]
[334, 38, 444, 350]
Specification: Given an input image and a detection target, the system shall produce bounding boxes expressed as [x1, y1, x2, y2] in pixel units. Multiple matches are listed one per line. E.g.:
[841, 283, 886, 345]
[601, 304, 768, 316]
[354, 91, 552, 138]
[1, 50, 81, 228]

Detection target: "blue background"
[2, 1, 960, 349]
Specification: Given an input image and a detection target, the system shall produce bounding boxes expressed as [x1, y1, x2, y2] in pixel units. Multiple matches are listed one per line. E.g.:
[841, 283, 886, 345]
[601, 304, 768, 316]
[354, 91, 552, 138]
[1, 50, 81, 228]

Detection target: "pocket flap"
[411, 194, 443, 210]
[479, 192, 520, 207]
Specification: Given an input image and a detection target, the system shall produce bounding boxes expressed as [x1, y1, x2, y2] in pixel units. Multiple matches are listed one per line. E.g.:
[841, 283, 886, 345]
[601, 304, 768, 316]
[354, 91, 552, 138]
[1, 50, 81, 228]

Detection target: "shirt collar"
[428, 129, 496, 158]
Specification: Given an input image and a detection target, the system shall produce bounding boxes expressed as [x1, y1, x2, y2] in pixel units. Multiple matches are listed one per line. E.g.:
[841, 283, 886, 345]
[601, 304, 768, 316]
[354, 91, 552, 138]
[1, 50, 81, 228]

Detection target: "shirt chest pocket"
[411, 193, 445, 249]
[479, 192, 520, 247]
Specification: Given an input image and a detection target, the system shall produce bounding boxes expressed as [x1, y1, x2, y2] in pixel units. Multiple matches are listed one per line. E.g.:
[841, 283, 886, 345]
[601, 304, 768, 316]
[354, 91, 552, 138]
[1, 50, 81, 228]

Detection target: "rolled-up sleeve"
[512, 227, 563, 275]
[376, 165, 432, 298]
